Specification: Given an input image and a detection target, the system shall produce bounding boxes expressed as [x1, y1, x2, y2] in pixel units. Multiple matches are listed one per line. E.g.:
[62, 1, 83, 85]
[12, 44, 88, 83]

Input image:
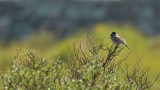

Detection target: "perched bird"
[110, 32, 130, 50]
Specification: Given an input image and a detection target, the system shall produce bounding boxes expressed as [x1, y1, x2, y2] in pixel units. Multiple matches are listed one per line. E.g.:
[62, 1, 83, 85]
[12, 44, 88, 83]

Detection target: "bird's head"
[111, 32, 117, 36]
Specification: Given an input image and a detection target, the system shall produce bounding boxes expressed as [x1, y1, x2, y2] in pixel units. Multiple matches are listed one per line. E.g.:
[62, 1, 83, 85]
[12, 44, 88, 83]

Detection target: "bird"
[110, 32, 130, 50]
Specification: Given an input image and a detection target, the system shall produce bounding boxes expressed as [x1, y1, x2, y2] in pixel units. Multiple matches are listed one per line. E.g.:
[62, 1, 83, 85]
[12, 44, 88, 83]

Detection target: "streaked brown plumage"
[110, 32, 130, 50]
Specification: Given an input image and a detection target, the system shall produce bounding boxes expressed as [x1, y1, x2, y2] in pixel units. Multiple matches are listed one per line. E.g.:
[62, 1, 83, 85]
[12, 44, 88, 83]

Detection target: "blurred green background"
[0, 0, 160, 89]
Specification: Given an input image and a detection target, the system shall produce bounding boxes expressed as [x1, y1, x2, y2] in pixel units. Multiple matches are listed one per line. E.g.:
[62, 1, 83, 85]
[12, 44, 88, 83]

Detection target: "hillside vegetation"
[0, 24, 159, 89]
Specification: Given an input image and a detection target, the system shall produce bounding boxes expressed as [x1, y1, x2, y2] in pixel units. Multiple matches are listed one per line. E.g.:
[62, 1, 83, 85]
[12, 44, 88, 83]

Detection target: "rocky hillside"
[0, 0, 160, 40]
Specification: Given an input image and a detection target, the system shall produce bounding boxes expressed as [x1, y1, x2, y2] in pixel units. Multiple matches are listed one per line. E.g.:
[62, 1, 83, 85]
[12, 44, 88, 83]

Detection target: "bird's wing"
[115, 36, 126, 44]
[116, 36, 130, 50]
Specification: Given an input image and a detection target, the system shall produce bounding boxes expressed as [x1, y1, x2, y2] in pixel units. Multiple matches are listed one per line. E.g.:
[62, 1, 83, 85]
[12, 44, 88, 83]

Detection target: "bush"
[0, 49, 68, 89]
[0, 49, 130, 90]
[0, 37, 158, 90]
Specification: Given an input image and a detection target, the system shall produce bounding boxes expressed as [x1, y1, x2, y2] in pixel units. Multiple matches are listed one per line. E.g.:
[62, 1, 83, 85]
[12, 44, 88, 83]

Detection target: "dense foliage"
[0, 49, 130, 90]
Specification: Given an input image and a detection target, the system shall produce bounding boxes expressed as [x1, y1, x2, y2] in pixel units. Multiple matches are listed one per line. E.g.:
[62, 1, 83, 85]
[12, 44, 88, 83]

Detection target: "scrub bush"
[0, 37, 158, 90]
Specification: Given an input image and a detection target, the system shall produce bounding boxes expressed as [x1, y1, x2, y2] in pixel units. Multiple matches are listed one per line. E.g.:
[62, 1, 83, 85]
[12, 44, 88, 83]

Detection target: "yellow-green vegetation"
[0, 23, 160, 89]
[1, 48, 132, 89]
[0, 42, 156, 89]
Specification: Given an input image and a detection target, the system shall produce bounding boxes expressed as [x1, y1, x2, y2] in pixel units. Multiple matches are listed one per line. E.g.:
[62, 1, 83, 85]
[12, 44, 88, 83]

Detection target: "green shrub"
[69, 56, 130, 90]
[0, 49, 130, 90]
[0, 37, 158, 90]
[0, 49, 68, 90]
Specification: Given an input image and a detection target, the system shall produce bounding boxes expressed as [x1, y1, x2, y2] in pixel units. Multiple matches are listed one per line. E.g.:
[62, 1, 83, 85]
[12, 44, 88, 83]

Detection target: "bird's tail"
[124, 44, 130, 50]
